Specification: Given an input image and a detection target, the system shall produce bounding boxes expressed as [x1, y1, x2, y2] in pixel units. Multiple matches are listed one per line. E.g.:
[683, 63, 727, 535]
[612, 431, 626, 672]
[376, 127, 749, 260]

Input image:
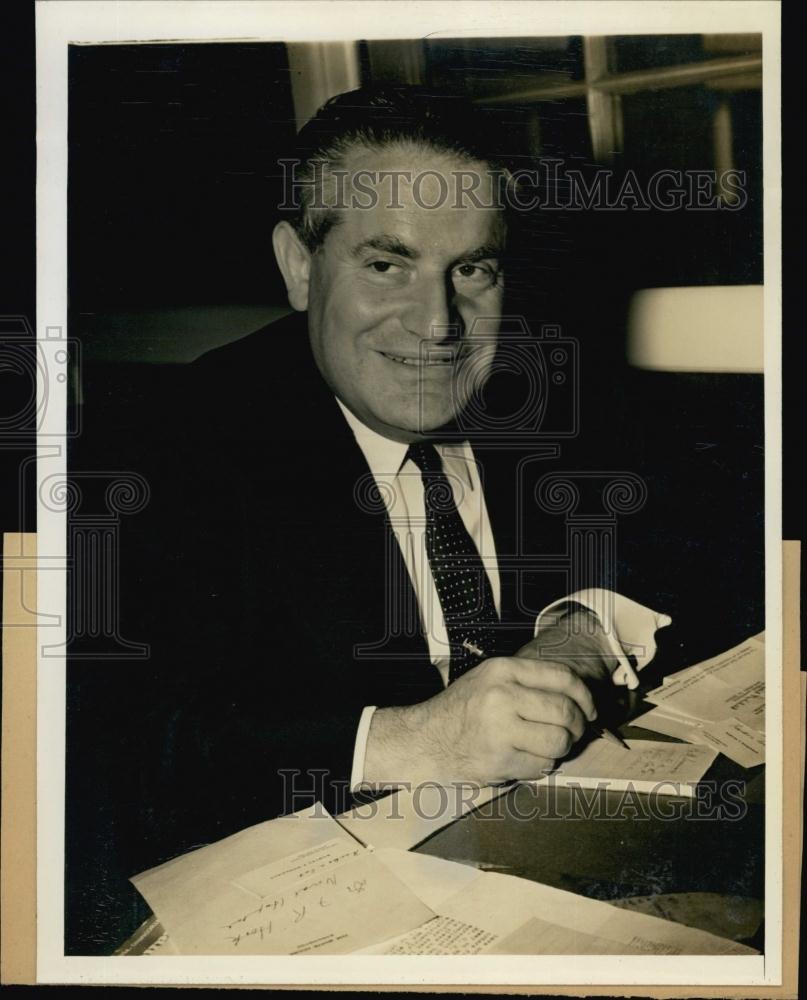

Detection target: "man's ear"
[272, 221, 311, 312]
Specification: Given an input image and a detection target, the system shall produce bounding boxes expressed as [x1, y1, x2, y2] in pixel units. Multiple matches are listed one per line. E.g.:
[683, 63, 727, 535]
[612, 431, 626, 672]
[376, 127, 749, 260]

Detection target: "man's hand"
[363, 654, 598, 788]
[516, 608, 621, 685]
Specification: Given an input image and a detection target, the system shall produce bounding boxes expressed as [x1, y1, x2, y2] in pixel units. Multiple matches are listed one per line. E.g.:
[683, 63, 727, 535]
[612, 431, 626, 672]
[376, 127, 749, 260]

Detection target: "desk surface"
[416, 733, 764, 947]
[98, 649, 766, 956]
[412, 663, 765, 952]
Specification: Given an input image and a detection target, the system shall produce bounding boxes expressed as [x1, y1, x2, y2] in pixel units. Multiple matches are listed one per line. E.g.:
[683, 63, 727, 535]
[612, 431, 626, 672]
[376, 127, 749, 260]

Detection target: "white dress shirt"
[336, 400, 671, 790]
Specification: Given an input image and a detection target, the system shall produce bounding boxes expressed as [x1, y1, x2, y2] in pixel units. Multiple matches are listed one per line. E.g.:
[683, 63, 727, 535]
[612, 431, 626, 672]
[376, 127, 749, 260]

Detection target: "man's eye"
[368, 260, 399, 274]
[453, 263, 498, 287]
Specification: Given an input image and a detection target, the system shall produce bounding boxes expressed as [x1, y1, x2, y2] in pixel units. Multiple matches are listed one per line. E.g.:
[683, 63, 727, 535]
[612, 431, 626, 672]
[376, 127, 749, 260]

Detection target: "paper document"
[634, 634, 765, 768]
[373, 847, 481, 910]
[130, 823, 758, 957]
[132, 804, 356, 928]
[377, 915, 498, 954]
[360, 860, 757, 955]
[439, 869, 756, 955]
[630, 707, 708, 744]
[698, 718, 765, 768]
[131, 805, 434, 954]
[488, 917, 639, 955]
[336, 782, 508, 850]
[533, 737, 718, 797]
[612, 892, 763, 943]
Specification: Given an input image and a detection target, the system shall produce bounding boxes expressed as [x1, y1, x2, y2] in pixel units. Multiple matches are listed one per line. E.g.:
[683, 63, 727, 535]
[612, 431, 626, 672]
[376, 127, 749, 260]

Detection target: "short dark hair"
[284, 84, 519, 252]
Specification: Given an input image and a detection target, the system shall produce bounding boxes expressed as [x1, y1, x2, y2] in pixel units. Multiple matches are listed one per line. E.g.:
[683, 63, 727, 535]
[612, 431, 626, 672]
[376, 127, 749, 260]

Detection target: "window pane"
[611, 34, 759, 74]
[424, 36, 584, 99]
[620, 84, 716, 171]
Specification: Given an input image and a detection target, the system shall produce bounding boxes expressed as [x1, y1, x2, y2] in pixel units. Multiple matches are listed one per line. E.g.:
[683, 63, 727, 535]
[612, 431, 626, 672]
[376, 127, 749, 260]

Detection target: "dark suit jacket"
[137, 311, 549, 850]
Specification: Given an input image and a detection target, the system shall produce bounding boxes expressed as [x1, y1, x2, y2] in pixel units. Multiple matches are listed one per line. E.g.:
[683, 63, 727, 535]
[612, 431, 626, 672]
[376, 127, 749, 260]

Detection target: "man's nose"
[402, 274, 456, 342]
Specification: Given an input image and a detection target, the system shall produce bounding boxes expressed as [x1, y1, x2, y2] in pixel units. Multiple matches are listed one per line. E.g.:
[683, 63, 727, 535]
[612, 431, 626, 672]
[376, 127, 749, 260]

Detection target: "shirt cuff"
[349, 705, 377, 793]
[535, 589, 672, 690]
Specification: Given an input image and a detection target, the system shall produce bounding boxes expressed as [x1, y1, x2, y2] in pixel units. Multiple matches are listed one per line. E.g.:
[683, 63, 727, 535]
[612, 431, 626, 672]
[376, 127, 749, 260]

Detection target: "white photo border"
[35, 0, 782, 987]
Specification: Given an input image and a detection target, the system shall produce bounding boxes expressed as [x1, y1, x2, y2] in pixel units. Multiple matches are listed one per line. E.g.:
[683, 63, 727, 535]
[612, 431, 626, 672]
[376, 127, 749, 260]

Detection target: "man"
[135, 86, 666, 854]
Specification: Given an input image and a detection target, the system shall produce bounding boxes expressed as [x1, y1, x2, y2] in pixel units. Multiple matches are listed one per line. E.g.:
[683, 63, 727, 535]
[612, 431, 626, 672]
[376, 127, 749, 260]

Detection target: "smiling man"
[274, 142, 505, 442]
[150, 86, 663, 847]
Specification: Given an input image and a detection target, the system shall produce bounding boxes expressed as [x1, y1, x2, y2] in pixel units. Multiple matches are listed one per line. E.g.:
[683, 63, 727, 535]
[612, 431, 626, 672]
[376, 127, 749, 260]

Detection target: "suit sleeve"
[124, 382, 373, 858]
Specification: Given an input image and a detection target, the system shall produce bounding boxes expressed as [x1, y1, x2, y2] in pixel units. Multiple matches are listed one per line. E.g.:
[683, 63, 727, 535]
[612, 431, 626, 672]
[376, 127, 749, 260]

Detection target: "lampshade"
[626, 285, 763, 373]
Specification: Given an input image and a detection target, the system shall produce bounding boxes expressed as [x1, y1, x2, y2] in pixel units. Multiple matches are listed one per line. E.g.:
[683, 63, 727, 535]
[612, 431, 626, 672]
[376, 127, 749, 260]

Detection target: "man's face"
[304, 145, 505, 442]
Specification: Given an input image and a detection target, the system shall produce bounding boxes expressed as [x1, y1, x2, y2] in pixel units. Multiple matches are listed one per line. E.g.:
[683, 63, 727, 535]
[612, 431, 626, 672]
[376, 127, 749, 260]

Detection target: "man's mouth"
[380, 351, 456, 367]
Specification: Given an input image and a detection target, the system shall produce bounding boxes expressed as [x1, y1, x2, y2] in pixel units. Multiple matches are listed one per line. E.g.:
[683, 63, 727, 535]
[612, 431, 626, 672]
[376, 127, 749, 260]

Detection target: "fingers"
[505, 657, 598, 722]
[506, 749, 557, 782]
[517, 624, 620, 682]
[514, 688, 588, 743]
[511, 717, 578, 762]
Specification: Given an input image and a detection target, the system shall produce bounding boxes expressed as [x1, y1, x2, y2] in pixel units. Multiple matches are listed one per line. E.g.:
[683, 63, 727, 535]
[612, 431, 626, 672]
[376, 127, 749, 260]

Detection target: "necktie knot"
[406, 443, 456, 515]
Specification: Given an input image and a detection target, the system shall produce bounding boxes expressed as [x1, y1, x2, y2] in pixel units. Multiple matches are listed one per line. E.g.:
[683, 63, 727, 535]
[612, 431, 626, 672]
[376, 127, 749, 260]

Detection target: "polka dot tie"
[407, 442, 499, 683]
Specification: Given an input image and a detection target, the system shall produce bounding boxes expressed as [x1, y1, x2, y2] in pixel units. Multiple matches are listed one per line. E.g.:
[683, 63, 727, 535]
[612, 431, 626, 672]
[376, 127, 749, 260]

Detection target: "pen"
[597, 726, 631, 750]
[461, 639, 631, 751]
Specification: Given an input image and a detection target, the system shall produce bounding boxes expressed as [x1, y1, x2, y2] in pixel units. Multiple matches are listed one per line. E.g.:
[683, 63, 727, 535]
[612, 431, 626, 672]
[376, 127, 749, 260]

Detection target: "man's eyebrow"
[350, 236, 504, 266]
[453, 243, 504, 266]
[350, 235, 419, 259]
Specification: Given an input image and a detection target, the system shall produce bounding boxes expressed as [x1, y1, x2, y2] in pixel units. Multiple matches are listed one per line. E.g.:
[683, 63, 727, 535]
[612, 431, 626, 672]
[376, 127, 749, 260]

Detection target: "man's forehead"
[324, 145, 506, 257]
[340, 143, 503, 200]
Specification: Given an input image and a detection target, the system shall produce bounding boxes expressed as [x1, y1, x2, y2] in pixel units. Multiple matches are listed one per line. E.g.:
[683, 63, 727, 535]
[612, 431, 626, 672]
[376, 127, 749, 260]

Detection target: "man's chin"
[370, 406, 464, 443]
[398, 413, 465, 441]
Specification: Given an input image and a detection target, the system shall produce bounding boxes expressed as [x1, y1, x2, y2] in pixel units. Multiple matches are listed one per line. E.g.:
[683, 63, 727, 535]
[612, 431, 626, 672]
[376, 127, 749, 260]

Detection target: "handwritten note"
[131, 806, 434, 955]
[231, 838, 364, 896]
[533, 738, 718, 797]
[181, 853, 431, 955]
[130, 833, 760, 957]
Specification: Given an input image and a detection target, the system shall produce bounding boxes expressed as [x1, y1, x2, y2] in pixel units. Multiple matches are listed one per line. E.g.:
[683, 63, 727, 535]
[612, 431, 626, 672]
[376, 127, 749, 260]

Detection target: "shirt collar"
[335, 398, 410, 477]
[334, 398, 473, 484]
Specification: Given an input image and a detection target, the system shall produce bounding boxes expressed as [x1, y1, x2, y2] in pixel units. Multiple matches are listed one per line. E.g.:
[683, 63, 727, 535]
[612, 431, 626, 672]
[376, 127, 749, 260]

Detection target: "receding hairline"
[292, 134, 513, 253]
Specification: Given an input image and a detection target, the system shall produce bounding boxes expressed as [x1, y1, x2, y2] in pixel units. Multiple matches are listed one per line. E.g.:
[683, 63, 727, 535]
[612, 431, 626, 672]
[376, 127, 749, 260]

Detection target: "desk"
[78, 632, 764, 955]
[416, 730, 764, 950]
[113, 702, 765, 955]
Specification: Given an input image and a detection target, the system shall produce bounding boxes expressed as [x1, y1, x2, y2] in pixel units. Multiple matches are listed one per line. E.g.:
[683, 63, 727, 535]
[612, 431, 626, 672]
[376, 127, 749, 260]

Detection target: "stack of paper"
[361, 851, 757, 956]
[131, 806, 757, 956]
[631, 633, 765, 768]
[131, 805, 434, 955]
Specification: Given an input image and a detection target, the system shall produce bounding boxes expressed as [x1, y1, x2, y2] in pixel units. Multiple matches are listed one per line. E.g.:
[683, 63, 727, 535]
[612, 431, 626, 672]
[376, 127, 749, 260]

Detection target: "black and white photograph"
[4, 0, 790, 990]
